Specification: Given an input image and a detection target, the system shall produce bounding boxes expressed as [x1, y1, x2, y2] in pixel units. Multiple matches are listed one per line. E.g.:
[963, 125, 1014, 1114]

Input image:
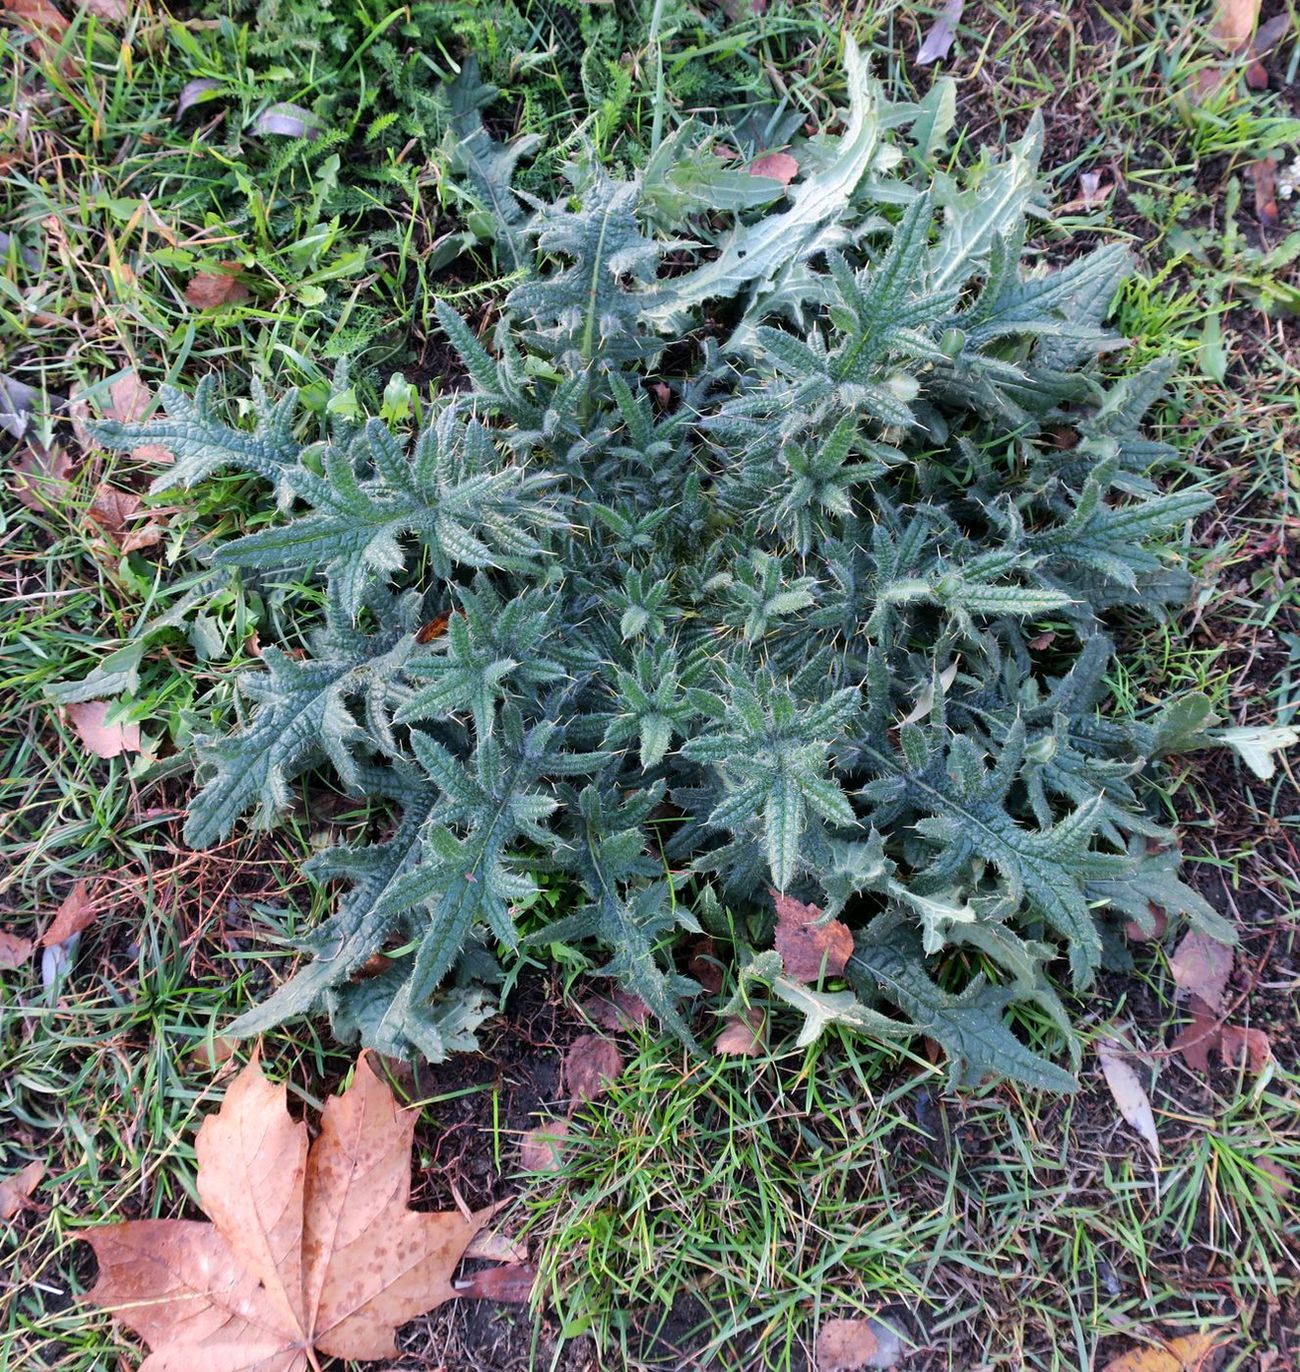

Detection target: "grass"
[2, 1, 1299, 1370]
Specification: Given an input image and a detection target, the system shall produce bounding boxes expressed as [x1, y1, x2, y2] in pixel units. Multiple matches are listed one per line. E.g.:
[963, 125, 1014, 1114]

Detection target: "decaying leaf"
[0, 1162, 45, 1221]
[1255, 1157, 1291, 1199]
[1169, 930, 1233, 1013]
[103, 372, 174, 465]
[716, 1007, 765, 1056]
[1170, 995, 1220, 1074]
[519, 1120, 569, 1173]
[12, 443, 75, 511]
[563, 1033, 623, 1108]
[750, 151, 799, 187]
[43, 879, 101, 947]
[0, 929, 33, 970]
[64, 700, 142, 759]
[185, 265, 250, 308]
[84, 1053, 499, 1371]
[772, 891, 852, 983]
[580, 984, 652, 1031]
[1101, 1329, 1228, 1372]
[816, 1315, 904, 1369]
[1250, 157, 1279, 228]
[74, 0, 128, 20]
[1218, 1023, 1271, 1074]
[455, 1262, 538, 1304]
[253, 102, 323, 141]
[1210, 0, 1261, 50]
[916, 0, 964, 66]
[1097, 1039, 1160, 1161]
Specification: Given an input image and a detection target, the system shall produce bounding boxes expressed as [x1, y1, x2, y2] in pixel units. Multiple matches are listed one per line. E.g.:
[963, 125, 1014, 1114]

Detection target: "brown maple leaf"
[84, 1053, 494, 1371]
[772, 890, 852, 984]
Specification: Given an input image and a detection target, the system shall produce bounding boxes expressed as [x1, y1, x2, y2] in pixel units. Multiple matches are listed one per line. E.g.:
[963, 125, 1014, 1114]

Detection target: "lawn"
[2, 2, 1298, 1370]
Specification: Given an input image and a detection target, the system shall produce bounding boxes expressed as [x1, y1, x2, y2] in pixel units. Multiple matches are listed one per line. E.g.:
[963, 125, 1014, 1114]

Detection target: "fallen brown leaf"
[686, 936, 724, 994]
[1255, 1157, 1291, 1200]
[75, 0, 128, 18]
[563, 1033, 623, 1108]
[1217, 1023, 1271, 1074]
[11, 443, 75, 511]
[1125, 907, 1168, 943]
[185, 264, 250, 308]
[519, 1120, 569, 1173]
[0, 1162, 44, 1221]
[84, 1053, 498, 1370]
[64, 700, 142, 759]
[750, 151, 799, 186]
[772, 890, 852, 983]
[43, 879, 101, 947]
[580, 984, 651, 1032]
[455, 1263, 538, 1304]
[1169, 930, 1233, 1012]
[1170, 994, 1220, 1074]
[1250, 156, 1279, 228]
[816, 1315, 904, 1369]
[1210, 0, 1261, 50]
[0, 929, 33, 970]
[1101, 1330, 1228, 1372]
[716, 1008, 765, 1057]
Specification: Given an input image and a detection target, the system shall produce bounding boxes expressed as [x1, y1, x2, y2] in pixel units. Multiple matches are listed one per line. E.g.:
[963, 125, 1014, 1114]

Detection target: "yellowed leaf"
[1101, 1330, 1228, 1372]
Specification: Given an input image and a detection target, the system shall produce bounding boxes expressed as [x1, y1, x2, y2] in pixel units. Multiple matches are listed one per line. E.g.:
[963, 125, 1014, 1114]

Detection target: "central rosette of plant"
[99, 42, 1231, 1089]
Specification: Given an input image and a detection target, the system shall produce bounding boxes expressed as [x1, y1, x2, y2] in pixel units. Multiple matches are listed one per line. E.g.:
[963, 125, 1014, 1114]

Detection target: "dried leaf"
[1097, 1039, 1160, 1162]
[455, 1263, 537, 1303]
[1170, 995, 1219, 1075]
[816, 1315, 904, 1369]
[1217, 1024, 1271, 1074]
[185, 265, 250, 308]
[686, 936, 724, 995]
[750, 151, 799, 187]
[716, 1008, 765, 1057]
[84, 1054, 498, 1370]
[0, 371, 39, 440]
[1101, 1330, 1228, 1371]
[89, 485, 141, 534]
[0, 1162, 45, 1222]
[1255, 1157, 1291, 1200]
[64, 700, 142, 759]
[176, 78, 221, 119]
[1250, 157, 1279, 228]
[563, 1033, 623, 1108]
[519, 1120, 569, 1173]
[579, 984, 651, 1031]
[1169, 930, 1233, 1012]
[1210, 0, 1261, 50]
[43, 879, 100, 947]
[0, 930, 34, 970]
[772, 891, 852, 984]
[74, 0, 127, 18]
[916, 0, 964, 66]
[1125, 908, 1168, 943]
[253, 102, 322, 141]
[11, 443, 75, 511]
[463, 1228, 527, 1265]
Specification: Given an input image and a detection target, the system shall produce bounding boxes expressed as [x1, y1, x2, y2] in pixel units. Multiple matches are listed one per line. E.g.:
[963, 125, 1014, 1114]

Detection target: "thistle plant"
[97, 44, 1232, 1089]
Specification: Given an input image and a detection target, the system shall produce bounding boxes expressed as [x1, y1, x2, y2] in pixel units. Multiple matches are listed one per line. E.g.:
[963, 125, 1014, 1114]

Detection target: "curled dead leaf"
[772, 890, 852, 984]
[43, 879, 101, 947]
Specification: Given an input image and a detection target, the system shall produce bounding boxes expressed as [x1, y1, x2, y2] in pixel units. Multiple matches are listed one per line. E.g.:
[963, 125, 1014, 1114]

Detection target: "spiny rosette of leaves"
[96, 42, 1231, 1089]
